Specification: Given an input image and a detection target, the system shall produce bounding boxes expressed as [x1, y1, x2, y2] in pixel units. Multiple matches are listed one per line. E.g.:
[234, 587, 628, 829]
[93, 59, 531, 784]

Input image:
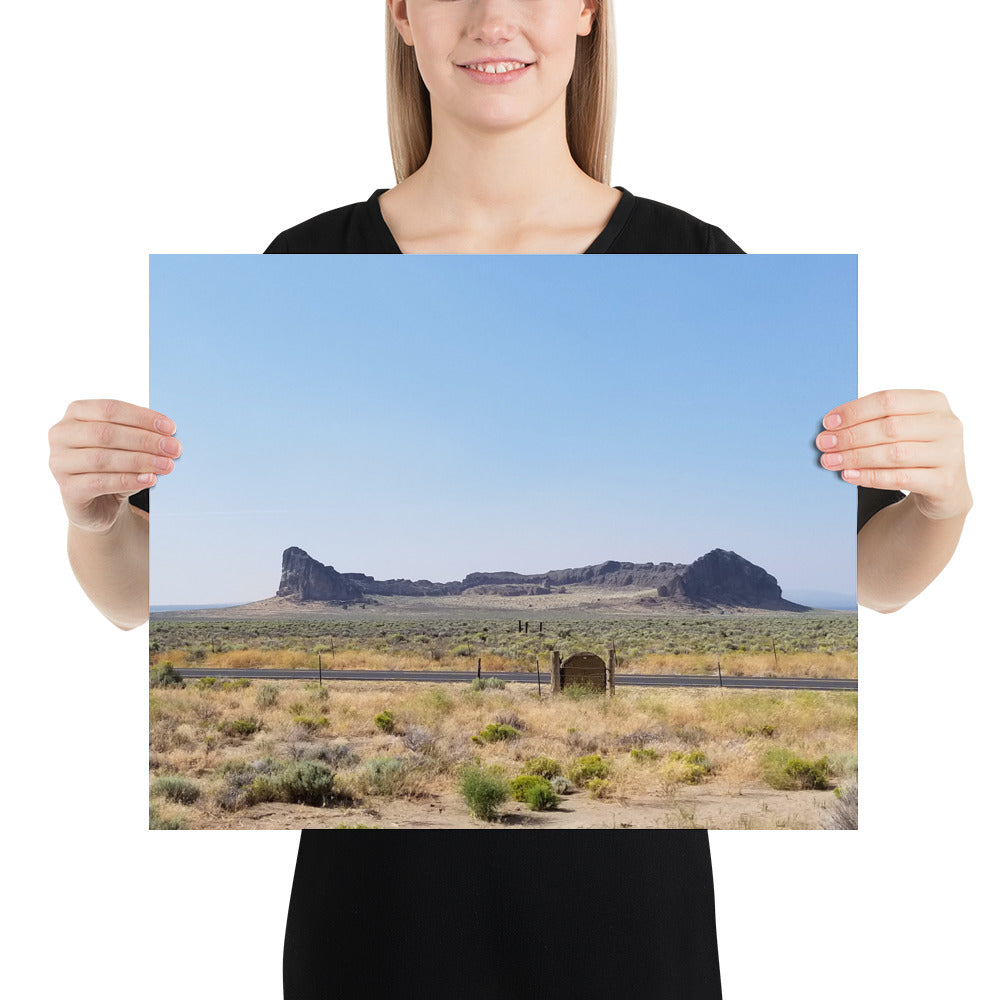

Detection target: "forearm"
[857, 493, 971, 613]
[67, 505, 149, 629]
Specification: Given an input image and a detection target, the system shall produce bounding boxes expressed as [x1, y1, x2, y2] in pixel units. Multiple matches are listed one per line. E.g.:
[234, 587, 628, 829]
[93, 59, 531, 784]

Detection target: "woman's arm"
[67, 504, 151, 629]
[816, 389, 972, 613]
[49, 399, 181, 629]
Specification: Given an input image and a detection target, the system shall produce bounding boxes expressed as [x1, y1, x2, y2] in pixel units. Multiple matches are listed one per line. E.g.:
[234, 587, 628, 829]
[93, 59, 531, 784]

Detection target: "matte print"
[148, 253, 858, 831]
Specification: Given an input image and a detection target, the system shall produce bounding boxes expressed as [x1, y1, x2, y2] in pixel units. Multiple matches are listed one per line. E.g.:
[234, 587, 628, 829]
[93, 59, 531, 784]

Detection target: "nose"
[468, 0, 517, 46]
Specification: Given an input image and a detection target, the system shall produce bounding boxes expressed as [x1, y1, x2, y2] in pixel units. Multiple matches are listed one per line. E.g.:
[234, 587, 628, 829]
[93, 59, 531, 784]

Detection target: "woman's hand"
[815, 389, 972, 521]
[48, 399, 181, 531]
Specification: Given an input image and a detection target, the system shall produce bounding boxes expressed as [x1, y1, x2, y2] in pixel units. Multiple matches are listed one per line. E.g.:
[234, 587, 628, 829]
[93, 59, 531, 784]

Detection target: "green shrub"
[525, 782, 559, 811]
[150, 775, 200, 805]
[667, 750, 712, 784]
[374, 710, 396, 734]
[585, 778, 612, 799]
[568, 754, 609, 784]
[521, 756, 561, 779]
[226, 759, 339, 809]
[219, 678, 251, 691]
[762, 749, 831, 790]
[630, 748, 659, 763]
[470, 676, 508, 692]
[362, 756, 408, 796]
[292, 715, 330, 732]
[459, 764, 509, 820]
[218, 717, 261, 738]
[256, 683, 280, 708]
[195, 676, 218, 689]
[471, 723, 519, 745]
[510, 774, 551, 802]
[269, 760, 339, 806]
[215, 758, 279, 810]
[149, 663, 184, 689]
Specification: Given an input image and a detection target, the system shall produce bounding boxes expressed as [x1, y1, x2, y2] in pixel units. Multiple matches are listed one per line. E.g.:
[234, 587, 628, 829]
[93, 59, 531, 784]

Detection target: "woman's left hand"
[816, 389, 972, 521]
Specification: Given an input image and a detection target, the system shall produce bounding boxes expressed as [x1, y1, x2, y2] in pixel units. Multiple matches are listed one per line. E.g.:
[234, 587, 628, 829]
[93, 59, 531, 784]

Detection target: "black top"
[858, 485, 906, 531]
[264, 187, 743, 254]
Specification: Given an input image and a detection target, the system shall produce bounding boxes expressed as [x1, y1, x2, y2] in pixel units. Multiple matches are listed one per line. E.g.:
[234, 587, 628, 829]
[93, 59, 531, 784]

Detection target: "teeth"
[467, 61, 526, 74]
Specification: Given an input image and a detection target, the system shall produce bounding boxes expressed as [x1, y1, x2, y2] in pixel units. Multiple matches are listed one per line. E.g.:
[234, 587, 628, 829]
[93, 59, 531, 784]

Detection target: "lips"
[461, 60, 529, 74]
[456, 58, 534, 85]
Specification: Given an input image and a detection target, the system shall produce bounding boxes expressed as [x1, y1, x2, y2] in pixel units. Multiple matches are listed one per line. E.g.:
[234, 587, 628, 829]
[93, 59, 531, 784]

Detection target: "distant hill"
[275, 546, 809, 612]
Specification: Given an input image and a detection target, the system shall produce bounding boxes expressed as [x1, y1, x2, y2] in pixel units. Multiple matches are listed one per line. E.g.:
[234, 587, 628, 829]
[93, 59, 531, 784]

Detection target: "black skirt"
[284, 829, 723, 999]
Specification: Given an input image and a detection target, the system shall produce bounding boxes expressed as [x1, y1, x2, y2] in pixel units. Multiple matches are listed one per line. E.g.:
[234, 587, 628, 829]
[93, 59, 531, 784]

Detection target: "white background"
[4, 3, 997, 997]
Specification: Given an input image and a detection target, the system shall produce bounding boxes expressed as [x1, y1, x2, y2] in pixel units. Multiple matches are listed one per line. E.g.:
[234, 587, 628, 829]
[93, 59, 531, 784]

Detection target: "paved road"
[175, 667, 857, 692]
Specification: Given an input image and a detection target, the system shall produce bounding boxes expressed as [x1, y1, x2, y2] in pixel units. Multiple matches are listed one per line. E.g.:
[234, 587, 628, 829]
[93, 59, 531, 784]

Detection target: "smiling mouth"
[459, 60, 532, 75]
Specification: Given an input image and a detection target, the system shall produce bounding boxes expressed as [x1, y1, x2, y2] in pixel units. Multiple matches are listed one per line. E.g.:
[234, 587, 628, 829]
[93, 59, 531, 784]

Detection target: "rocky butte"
[276, 546, 808, 611]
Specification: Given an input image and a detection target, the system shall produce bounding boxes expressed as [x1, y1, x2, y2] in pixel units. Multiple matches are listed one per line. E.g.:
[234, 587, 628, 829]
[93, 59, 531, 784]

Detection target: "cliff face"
[276, 546, 807, 610]
[277, 547, 365, 603]
[657, 549, 807, 611]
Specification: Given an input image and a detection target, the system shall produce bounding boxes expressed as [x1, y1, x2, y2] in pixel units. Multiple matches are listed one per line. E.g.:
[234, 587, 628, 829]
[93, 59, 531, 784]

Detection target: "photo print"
[149, 253, 858, 831]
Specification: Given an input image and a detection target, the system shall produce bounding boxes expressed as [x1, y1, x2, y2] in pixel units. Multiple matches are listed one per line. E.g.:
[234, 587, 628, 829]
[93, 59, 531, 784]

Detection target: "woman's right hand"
[48, 399, 181, 532]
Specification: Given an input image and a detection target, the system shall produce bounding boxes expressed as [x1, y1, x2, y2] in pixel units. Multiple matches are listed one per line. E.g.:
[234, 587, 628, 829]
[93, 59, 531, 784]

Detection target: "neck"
[410, 99, 591, 220]
[380, 94, 618, 252]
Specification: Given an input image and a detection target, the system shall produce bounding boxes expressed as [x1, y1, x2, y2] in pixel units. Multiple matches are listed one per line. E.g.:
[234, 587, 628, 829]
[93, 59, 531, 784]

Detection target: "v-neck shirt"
[264, 187, 743, 254]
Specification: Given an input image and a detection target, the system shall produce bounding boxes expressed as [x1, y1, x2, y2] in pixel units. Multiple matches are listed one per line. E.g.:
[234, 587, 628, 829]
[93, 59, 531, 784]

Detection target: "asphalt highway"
[175, 667, 856, 692]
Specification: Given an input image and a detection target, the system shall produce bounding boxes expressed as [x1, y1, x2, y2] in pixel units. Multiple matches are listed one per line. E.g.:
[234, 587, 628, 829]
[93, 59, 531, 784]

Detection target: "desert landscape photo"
[149, 254, 858, 830]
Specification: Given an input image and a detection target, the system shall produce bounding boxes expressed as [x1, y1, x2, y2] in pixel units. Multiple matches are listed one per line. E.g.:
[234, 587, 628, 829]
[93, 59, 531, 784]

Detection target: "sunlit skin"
[48, 400, 181, 629]
[393, 0, 595, 134]
[816, 389, 972, 612]
[380, 0, 619, 253]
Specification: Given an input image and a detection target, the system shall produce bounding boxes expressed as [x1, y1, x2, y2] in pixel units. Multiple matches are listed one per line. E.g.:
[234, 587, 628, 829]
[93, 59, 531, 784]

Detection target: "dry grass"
[150, 647, 856, 679]
[630, 651, 856, 679]
[150, 678, 856, 829]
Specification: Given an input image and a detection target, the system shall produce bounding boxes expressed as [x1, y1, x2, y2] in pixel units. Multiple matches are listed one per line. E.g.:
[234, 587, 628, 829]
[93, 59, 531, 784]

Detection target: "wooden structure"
[550, 649, 617, 695]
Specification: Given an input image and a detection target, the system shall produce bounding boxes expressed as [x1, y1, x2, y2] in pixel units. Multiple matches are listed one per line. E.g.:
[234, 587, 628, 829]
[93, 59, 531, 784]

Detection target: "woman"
[265, 0, 741, 254]
[47, 2, 971, 998]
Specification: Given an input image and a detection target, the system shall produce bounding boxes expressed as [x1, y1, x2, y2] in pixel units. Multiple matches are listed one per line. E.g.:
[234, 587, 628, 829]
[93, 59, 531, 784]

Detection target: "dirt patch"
[172, 784, 839, 831]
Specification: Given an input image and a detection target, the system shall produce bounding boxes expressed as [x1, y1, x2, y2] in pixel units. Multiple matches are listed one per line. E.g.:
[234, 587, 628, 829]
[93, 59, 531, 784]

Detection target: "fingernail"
[823, 453, 844, 468]
[138, 473, 155, 485]
[154, 418, 175, 434]
[154, 456, 173, 472]
[817, 434, 838, 449]
[823, 414, 843, 429]
[159, 437, 181, 456]
[843, 469, 861, 481]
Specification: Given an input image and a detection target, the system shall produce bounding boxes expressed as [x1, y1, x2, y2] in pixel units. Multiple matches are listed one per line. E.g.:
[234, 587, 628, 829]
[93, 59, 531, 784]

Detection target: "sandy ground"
[154, 589, 833, 620]
[172, 784, 841, 831]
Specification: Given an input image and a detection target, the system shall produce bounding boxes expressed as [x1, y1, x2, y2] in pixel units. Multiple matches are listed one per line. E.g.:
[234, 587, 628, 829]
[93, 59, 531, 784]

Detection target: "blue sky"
[149, 255, 856, 605]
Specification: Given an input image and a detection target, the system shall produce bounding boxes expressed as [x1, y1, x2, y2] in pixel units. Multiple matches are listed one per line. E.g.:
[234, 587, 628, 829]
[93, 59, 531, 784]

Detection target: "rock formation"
[277, 547, 365, 603]
[277, 546, 807, 610]
[656, 549, 807, 611]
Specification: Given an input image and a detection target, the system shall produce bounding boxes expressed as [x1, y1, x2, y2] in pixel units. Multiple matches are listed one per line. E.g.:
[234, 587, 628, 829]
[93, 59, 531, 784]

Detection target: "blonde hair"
[385, 1, 617, 184]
